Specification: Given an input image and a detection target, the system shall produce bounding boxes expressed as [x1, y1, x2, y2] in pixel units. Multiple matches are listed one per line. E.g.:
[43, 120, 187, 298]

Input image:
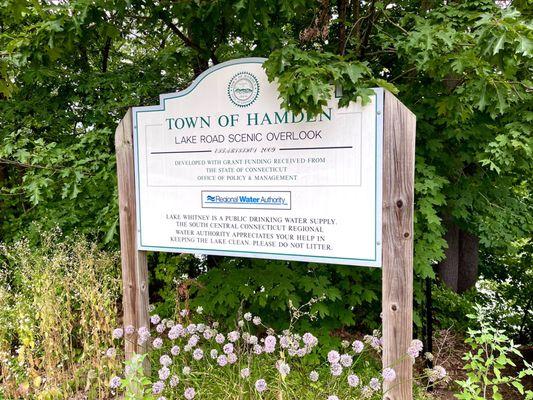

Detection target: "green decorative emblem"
[228, 72, 259, 107]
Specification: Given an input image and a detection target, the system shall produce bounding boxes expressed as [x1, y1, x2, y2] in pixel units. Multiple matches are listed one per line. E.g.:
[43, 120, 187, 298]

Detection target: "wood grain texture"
[382, 90, 416, 400]
[115, 109, 150, 362]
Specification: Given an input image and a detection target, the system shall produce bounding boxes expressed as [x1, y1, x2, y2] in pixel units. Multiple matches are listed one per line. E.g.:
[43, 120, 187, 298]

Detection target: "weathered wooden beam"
[115, 108, 150, 364]
[382, 90, 416, 400]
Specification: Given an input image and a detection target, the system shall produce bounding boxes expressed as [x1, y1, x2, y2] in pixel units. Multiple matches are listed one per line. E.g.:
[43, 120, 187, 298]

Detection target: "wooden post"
[382, 90, 416, 400]
[115, 108, 150, 362]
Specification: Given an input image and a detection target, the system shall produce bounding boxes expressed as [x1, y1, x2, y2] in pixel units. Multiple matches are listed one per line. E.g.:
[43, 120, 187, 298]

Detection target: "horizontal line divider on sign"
[278, 146, 353, 151]
[151, 150, 213, 154]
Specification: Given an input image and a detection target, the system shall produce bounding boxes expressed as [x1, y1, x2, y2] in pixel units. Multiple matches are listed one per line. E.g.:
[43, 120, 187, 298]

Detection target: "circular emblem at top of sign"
[228, 72, 259, 107]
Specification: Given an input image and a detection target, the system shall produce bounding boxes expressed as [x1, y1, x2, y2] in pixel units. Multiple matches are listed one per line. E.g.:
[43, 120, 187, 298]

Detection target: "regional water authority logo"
[228, 72, 259, 107]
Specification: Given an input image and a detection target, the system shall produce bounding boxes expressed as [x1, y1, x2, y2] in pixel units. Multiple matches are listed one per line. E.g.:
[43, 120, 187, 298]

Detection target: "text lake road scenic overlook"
[171, 130, 325, 144]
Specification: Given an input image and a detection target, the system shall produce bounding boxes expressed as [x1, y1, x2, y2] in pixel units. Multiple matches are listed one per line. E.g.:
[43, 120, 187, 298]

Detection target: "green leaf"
[493, 33, 507, 55]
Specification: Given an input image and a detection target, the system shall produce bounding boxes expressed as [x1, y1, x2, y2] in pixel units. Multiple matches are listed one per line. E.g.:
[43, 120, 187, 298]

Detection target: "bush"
[432, 284, 478, 333]
[0, 231, 122, 399]
[183, 257, 382, 345]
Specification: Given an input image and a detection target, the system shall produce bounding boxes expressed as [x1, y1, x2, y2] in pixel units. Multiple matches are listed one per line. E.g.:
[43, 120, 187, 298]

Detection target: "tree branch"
[338, 0, 349, 55]
[158, 11, 203, 53]
[102, 37, 112, 73]
[359, 0, 377, 57]
[158, 10, 218, 65]
[0, 158, 59, 170]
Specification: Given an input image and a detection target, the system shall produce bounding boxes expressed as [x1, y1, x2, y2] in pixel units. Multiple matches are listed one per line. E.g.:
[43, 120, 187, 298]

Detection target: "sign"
[133, 58, 383, 266]
[118, 57, 415, 398]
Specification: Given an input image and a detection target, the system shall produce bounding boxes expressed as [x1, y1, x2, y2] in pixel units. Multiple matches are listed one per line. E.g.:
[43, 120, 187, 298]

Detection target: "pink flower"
[302, 332, 318, 347]
[160, 354, 172, 366]
[137, 326, 150, 345]
[327, 350, 340, 364]
[435, 366, 447, 379]
[411, 339, 423, 352]
[276, 361, 290, 377]
[382, 367, 396, 382]
[223, 343, 234, 354]
[158, 367, 170, 381]
[228, 331, 240, 342]
[347, 374, 359, 387]
[112, 328, 123, 339]
[152, 381, 164, 394]
[109, 376, 121, 389]
[193, 348, 204, 360]
[255, 379, 267, 393]
[352, 340, 364, 353]
[217, 355, 228, 367]
[188, 335, 199, 347]
[407, 346, 420, 359]
[340, 354, 353, 367]
[184, 387, 195, 399]
[264, 335, 276, 353]
[330, 363, 342, 376]
[228, 353, 237, 364]
[168, 324, 184, 340]
[169, 375, 179, 387]
[152, 337, 163, 349]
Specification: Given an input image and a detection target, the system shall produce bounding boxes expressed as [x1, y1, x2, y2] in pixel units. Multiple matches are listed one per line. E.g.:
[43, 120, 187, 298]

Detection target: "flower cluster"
[108, 305, 447, 399]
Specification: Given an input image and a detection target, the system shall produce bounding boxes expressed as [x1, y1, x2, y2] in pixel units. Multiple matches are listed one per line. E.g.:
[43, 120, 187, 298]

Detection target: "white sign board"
[133, 58, 383, 266]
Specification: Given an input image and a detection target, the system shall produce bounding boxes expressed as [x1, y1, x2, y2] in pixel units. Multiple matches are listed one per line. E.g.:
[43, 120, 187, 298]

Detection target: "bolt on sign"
[115, 57, 416, 400]
[132, 58, 383, 266]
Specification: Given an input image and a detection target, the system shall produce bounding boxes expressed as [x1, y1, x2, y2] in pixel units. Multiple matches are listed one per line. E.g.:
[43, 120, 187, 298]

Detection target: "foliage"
[432, 285, 478, 333]
[455, 307, 533, 400]
[263, 46, 396, 115]
[430, 238, 533, 341]
[120, 354, 155, 400]
[148, 255, 382, 346]
[0, 0, 531, 340]
[189, 258, 382, 344]
[479, 239, 533, 342]
[0, 0, 194, 245]
[108, 304, 443, 399]
[0, 230, 122, 399]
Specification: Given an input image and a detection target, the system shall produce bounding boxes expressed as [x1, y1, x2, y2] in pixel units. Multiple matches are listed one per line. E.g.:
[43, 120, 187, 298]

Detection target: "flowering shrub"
[109, 300, 447, 399]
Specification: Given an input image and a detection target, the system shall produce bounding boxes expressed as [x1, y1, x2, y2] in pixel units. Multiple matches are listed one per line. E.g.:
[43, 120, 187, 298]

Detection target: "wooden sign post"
[114, 58, 415, 400]
[115, 109, 150, 359]
[381, 92, 416, 400]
